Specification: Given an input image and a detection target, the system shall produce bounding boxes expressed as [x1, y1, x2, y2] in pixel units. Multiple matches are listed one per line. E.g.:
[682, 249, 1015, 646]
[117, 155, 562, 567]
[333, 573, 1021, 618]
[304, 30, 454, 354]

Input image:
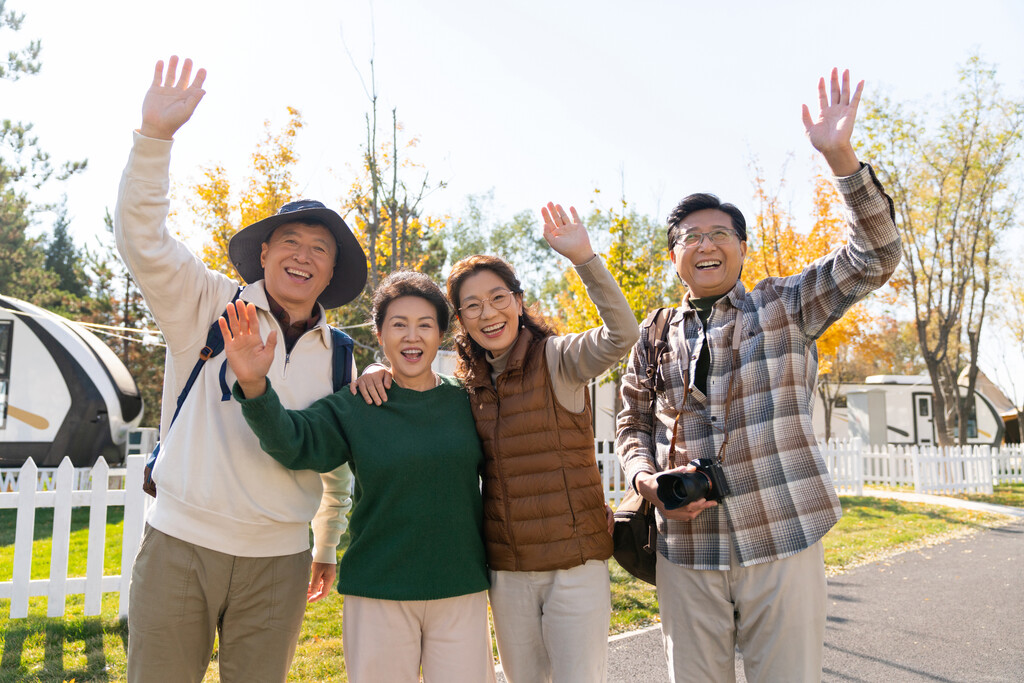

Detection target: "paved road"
[597, 518, 1024, 683]
[820, 519, 1024, 682]
[498, 495, 1024, 682]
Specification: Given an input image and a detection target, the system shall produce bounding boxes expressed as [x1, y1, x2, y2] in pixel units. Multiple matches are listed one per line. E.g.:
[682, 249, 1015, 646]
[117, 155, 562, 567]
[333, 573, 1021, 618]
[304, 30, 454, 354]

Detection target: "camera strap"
[670, 307, 744, 466]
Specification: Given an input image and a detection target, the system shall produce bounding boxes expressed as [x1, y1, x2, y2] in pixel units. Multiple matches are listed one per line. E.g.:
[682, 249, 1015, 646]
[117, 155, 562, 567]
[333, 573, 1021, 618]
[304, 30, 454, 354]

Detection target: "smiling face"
[455, 269, 524, 357]
[260, 222, 337, 319]
[376, 295, 441, 391]
[669, 208, 747, 299]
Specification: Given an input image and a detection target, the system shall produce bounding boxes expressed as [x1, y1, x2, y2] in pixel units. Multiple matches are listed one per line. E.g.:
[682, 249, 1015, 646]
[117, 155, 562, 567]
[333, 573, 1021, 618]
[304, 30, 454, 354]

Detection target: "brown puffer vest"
[465, 329, 613, 571]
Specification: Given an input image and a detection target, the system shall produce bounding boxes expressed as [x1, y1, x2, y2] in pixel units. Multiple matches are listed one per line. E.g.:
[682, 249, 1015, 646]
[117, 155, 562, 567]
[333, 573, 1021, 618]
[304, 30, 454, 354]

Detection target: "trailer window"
[965, 400, 978, 439]
[917, 397, 929, 417]
[0, 320, 10, 429]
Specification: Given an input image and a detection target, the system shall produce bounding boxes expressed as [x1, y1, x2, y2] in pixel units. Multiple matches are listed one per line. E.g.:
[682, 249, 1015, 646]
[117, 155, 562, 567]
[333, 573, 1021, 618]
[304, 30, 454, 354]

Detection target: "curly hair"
[446, 254, 554, 386]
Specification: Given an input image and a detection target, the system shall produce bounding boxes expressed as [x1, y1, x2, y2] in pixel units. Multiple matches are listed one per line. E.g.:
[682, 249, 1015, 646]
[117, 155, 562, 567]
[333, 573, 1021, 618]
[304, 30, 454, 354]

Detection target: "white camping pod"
[0, 295, 143, 467]
[813, 374, 1005, 447]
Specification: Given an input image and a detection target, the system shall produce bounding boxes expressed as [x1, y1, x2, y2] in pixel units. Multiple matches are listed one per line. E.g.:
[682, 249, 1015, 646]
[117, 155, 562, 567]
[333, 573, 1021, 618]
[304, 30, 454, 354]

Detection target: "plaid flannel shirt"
[616, 164, 900, 570]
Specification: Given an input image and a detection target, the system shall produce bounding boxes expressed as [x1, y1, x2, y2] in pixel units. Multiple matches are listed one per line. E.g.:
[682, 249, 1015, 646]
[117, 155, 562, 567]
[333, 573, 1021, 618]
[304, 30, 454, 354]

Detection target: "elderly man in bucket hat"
[114, 56, 367, 683]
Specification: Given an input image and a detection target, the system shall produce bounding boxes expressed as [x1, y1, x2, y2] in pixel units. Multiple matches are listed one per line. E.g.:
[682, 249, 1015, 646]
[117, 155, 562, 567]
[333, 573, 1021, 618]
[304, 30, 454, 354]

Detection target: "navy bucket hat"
[228, 199, 368, 309]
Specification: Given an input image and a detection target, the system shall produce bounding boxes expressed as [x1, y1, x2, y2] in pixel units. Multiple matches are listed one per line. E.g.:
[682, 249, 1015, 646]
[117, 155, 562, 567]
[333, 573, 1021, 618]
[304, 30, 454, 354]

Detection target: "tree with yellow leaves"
[555, 197, 672, 336]
[860, 55, 1023, 445]
[185, 108, 304, 277]
[332, 88, 449, 366]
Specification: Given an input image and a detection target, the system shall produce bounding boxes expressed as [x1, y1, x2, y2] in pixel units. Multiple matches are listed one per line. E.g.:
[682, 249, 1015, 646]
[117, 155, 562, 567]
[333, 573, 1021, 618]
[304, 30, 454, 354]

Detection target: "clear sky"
[7, 0, 1024, 397]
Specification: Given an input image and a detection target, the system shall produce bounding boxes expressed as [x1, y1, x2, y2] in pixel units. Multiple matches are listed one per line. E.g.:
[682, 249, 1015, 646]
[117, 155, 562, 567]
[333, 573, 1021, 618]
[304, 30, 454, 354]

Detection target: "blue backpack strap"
[145, 287, 244, 495]
[329, 326, 355, 391]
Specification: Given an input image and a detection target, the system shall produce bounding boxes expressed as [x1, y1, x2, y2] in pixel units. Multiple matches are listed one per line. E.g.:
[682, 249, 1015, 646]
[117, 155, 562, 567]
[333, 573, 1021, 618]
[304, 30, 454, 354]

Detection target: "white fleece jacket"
[115, 131, 353, 561]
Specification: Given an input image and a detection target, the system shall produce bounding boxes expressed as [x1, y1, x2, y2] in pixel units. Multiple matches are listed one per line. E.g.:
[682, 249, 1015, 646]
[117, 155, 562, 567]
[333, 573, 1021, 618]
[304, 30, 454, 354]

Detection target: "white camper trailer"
[0, 295, 144, 467]
[813, 375, 1004, 447]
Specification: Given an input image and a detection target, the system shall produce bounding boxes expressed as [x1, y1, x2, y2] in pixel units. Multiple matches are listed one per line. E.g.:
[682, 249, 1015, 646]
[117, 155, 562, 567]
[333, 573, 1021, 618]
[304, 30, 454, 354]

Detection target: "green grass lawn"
[952, 481, 1024, 508]
[1, 490, 1018, 682]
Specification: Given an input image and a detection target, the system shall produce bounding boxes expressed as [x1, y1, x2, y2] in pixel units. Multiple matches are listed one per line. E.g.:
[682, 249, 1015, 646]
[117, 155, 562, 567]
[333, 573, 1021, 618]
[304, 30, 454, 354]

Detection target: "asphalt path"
[498, 495, 1024, 682]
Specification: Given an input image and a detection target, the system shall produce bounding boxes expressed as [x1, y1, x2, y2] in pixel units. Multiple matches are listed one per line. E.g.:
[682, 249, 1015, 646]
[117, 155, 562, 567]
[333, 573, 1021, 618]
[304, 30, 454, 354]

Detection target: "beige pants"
[656, 541, 827, 683]
[341, 591, 495, 683]
[127, 525, 311, 683]
[488, 560, 611, 683]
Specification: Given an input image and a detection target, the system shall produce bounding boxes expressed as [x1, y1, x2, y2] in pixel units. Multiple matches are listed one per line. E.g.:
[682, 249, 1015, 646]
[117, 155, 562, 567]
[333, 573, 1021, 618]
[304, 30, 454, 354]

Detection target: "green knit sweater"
[233, 376, 489, 601]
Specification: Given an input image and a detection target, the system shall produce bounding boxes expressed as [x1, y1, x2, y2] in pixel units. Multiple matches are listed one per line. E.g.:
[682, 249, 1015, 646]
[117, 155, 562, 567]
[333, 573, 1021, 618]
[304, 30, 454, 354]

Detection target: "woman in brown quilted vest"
[443, 201, 640, 683]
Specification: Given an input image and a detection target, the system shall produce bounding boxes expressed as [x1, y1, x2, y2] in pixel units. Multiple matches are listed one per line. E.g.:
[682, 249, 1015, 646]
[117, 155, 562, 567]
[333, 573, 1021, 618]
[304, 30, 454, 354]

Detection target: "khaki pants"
[342, 591, 495, 683]
[127, 525, 311, 683]
[489, 560, 611, 683]
[656, 541, 827, 683]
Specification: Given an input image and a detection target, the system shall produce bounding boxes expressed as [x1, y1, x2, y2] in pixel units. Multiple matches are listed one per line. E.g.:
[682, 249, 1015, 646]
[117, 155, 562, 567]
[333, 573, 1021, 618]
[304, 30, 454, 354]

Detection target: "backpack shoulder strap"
[144, 286, 245, 491]
[329, 326, 355, 392]
[639, 307, 676, 406]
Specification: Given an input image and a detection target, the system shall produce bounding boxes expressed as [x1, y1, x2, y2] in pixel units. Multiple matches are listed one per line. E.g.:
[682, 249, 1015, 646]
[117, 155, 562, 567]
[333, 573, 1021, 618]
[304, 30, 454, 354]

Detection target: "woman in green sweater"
[221, 271, 493, 683]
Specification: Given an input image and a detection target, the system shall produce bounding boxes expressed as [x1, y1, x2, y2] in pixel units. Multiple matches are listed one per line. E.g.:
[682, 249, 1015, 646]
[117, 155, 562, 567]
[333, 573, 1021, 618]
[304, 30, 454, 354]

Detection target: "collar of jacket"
[241, 280, 333, 349]
[680, 279, 748, 316]
[466, 327, 538, 391]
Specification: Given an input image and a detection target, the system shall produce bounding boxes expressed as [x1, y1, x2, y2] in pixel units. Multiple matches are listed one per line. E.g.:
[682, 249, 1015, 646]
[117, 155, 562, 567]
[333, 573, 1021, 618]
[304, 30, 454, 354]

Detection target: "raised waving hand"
[219, 300, 278, 399]
[541, 202, 595, 266]
[801, 68, 863, 177]
[140, 55, 207, 141]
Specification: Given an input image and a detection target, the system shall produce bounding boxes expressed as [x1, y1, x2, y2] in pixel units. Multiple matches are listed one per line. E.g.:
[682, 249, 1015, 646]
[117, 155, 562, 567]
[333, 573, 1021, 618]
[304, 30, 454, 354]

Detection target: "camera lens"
[655, 471, 712, 510]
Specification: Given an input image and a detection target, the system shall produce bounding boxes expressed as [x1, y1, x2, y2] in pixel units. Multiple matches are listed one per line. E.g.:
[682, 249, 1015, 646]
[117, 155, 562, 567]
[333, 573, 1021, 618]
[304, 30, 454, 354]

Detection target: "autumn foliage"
[186, 108, 305, 278]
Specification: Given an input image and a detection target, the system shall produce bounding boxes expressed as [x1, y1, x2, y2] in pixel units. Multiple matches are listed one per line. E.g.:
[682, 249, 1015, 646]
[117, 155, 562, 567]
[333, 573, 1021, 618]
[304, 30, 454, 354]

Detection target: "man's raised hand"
[140, 56, 207, 141]
[801, 68, 863, 177]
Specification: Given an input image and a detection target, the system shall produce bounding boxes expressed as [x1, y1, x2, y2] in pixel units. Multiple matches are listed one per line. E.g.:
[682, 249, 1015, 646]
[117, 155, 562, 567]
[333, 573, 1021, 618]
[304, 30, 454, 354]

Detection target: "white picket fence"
[2, 440, 1021, 621]
[0, 454, 148, 619]
[597, 440, 1024, 502]
[822, 441, 1024, 496]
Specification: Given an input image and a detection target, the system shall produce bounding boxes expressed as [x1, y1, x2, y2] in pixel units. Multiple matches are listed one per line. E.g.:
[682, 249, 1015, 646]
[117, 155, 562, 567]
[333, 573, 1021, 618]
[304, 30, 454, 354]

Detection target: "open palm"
[541, 202, 594, 266]
[219, 300, 277, 391]
[801, 68, 863, 155]
[140, 56, 207, 140]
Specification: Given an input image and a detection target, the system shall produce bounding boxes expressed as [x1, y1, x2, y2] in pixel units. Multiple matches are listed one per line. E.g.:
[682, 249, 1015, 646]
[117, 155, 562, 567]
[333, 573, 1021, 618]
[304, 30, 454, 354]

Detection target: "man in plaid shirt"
[616, 69, 901, 682]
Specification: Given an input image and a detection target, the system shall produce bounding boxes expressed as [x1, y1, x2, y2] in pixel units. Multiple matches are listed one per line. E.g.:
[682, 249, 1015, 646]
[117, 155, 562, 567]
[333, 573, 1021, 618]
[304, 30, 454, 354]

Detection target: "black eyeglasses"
[458, 290, 515, 319]
[676, 229, 738, 249]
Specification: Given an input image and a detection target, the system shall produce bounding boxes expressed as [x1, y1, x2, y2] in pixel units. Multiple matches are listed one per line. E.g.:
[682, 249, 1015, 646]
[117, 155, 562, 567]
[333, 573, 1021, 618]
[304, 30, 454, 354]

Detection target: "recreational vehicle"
[813, 375, 1005, 447]
[0, 295, 144, 467]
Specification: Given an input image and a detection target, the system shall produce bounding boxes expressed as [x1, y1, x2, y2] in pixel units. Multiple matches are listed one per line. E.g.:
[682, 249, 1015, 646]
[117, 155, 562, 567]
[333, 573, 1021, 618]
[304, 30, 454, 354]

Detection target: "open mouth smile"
[401, 348, 424, 362]
[285, 267, 313, 280]
[480, 322, 506, 337]
[695, 259, 722, 270]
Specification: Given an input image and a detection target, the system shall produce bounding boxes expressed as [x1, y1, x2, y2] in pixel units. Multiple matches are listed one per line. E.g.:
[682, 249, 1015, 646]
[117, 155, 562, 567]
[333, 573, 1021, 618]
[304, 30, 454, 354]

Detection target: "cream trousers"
[489, 559, 611, 683]
[342, 591, 495, 683]
[656, 541, 827, 683]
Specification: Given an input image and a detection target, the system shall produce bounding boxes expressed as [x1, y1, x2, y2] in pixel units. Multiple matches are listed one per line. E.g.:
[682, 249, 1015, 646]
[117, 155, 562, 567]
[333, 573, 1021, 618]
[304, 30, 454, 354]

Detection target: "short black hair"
[666, 193, 748, 248]
[371, 270, 451, 335]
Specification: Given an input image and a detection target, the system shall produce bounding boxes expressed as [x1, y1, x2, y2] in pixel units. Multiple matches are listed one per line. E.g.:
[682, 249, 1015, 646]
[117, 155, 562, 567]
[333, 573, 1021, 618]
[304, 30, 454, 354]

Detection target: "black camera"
[655, 458, 731, 510]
